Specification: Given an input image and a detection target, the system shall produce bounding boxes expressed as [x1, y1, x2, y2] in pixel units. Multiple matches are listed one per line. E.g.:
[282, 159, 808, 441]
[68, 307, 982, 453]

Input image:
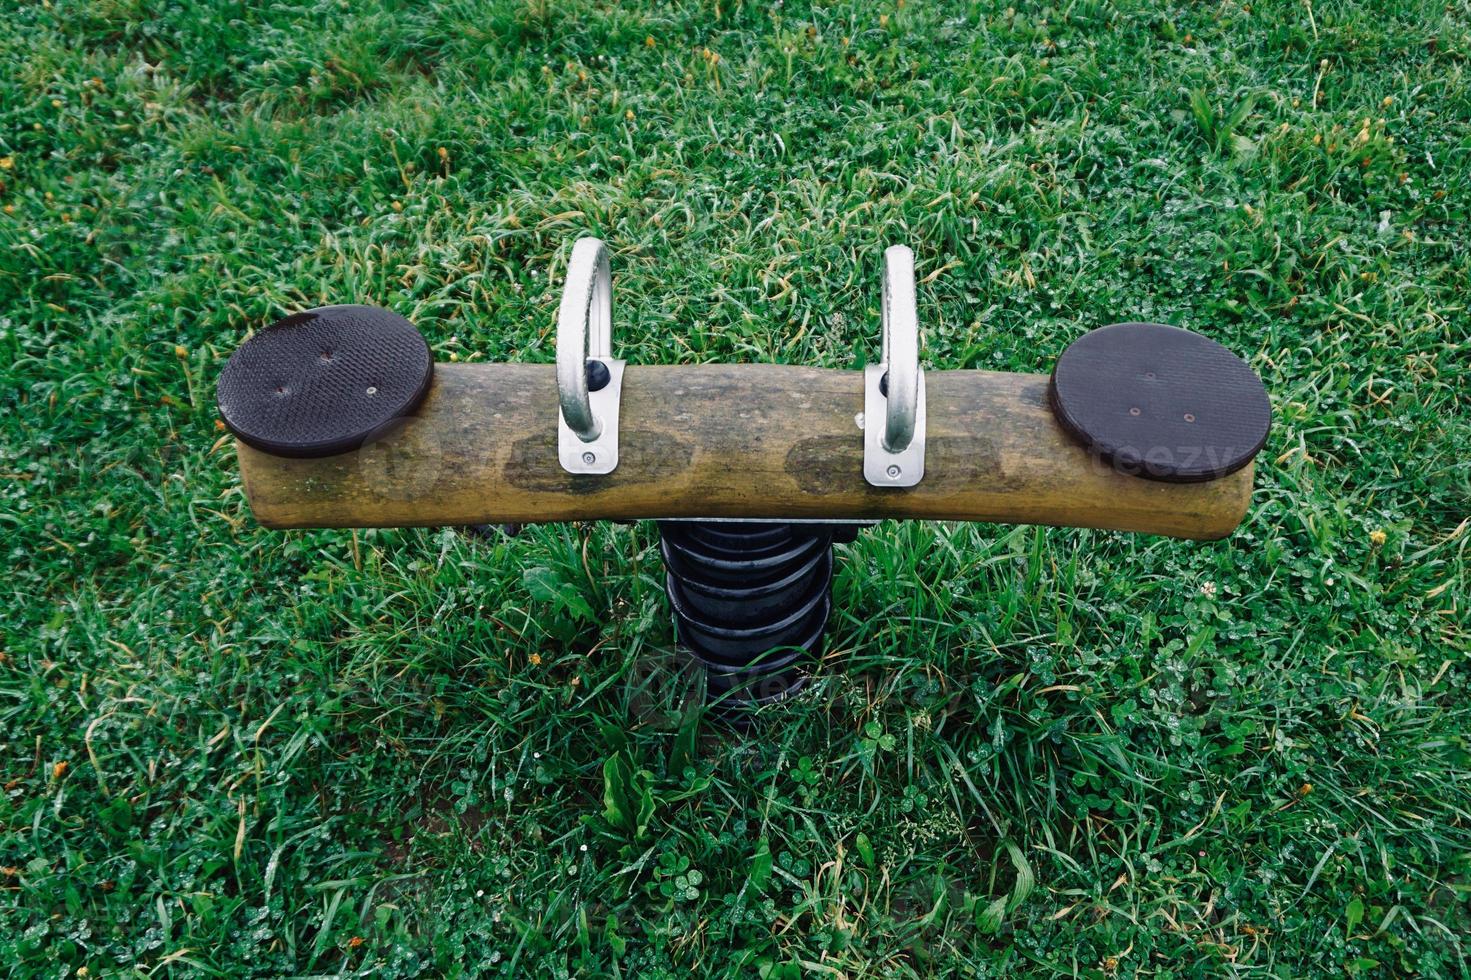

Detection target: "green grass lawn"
[3, 0, 1469, 975]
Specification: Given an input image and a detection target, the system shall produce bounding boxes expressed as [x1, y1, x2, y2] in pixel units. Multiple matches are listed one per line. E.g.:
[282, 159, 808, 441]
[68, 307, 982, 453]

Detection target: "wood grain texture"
[235, 363, 1255, 540]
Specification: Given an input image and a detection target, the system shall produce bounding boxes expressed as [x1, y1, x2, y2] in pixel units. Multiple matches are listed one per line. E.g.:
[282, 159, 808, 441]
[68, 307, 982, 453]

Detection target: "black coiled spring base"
[657, 521, 861, 711]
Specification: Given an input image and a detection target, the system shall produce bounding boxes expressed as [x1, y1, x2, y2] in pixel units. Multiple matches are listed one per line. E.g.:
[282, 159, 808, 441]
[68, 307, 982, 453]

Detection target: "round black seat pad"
[216, 305, 432, 458]
[1048, 321, 1270, 483]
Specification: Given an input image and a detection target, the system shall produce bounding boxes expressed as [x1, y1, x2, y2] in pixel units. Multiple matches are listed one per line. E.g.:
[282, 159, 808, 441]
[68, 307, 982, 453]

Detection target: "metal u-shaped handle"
[557, 237, 612, 442]
[556, 237, 625, 474]
[880, 245, 920, 453]
[864, 244, 926, 487]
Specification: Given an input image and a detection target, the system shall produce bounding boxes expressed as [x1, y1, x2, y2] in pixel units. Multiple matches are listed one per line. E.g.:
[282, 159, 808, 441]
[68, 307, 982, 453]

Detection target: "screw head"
[886, 464, 901, 479]
[582, 451, 596, 465]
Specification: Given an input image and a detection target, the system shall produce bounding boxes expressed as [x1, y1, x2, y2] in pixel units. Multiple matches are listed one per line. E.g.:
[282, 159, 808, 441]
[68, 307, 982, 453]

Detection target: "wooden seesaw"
[217, 239, 1271, 710]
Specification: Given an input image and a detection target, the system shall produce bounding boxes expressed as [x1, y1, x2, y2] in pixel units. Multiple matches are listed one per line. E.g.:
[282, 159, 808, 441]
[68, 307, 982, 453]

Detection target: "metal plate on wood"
[557, 357, 625, 474]
[862, 364, 926, 487]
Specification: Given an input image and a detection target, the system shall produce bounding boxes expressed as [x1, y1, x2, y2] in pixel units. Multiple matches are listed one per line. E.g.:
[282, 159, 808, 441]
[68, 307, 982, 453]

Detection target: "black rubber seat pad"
[1048, 321, 1270, 483]
[217, 304, 432, 459]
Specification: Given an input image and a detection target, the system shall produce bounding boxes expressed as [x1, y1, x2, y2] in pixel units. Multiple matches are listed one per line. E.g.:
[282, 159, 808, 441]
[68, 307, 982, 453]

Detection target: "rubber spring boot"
[657, 521, 845, 712]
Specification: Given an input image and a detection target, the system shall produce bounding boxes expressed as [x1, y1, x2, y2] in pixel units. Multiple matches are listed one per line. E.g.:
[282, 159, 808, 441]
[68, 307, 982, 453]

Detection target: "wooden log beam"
[234, 363, 1254, 540]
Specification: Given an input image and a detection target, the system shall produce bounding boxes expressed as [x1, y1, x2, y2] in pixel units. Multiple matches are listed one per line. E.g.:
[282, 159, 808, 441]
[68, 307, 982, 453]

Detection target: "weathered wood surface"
[235, 364, 1254, 540]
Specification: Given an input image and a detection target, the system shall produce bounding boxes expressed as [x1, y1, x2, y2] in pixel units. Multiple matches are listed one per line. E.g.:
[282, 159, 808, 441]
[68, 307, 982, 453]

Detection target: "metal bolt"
[582, 451, 596, 465]
[585, 359, 611, 392]
[886, 464, 901, 479]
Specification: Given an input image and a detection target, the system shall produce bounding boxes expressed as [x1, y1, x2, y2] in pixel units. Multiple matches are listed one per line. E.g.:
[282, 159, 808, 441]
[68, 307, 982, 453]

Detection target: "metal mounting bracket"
[557, 237, 625, 474]
[863, 245, 926, 487]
